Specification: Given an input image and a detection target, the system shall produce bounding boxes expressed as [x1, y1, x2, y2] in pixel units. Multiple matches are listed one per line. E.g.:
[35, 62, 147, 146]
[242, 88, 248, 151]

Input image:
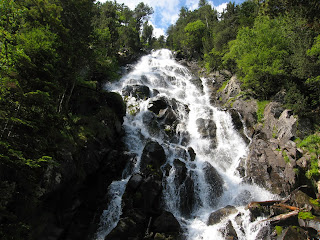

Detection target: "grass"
[257, 100, 270, 122]
[217, 79, 229, 93]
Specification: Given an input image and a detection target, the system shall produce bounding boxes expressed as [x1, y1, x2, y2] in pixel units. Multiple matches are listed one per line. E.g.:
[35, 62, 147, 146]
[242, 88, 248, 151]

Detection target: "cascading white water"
[95, 49, 277, 240]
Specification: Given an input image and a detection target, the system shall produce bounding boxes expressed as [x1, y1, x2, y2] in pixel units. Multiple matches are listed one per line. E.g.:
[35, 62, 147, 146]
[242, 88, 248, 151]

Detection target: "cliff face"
[182, 60, 315, 197]
[183, 61, 320, 238]
[0, 89, 128, 240]
[36, 91, 128, 240]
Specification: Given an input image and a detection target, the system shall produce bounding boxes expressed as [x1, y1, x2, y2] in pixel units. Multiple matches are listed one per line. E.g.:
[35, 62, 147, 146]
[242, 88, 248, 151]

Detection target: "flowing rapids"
[95, 49, 277, 240]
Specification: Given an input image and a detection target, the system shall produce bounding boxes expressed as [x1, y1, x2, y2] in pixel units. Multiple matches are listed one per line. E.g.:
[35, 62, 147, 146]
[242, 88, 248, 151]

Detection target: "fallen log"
[248, 200, 282, 208]
[274, 203, 300, 211]
[260, 210, 299, 223]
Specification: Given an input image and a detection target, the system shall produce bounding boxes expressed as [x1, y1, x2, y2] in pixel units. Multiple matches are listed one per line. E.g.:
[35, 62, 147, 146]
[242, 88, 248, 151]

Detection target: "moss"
[275, 225, 283, 236]
[310, 198, 320, 207]
[293, 168, 300, 176]
[298, 211, 315, 220]
[154, 233, 166, 240]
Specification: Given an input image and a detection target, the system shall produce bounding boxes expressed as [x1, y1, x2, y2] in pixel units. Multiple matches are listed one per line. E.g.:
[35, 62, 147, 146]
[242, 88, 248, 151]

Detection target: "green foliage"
[182, 20, 206, 57]
[298, 133, 320, 180]
[225, 16, 289, 98]
[284, 82, 309, 115]
[257, 100, 269, 122]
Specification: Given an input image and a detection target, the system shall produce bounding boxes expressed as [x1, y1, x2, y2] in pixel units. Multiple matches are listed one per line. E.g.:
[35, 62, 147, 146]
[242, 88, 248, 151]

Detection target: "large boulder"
[106, 209, 146, 240]
[207, 205, 237, 225]
[172, 159, 196, 218]
[203, 162, 224, 206]
[277, 226, 308, 240]
[148, 97, 168, 114]
[244, 137, 297, 196]
[122, 84, 150, 99]
[219, 76, 241, 104]
[152, 211, 181, 234]
[196, 118, 217, 149]
[140, 141, 166, 177]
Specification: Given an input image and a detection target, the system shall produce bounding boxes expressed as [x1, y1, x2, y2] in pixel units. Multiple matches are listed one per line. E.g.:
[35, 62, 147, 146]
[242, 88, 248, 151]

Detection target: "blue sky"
[99, 0, 246, 37]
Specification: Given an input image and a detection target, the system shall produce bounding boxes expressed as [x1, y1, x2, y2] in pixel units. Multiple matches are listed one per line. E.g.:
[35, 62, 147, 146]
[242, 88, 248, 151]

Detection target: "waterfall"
[95, 49, 277, 240]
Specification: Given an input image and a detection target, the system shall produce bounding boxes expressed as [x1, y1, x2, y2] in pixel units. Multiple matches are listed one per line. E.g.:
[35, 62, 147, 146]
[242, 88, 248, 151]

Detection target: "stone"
[187, 147, 196, 161]
[190, 76, 204, 93]
[152, 211, 181, 233]
[220, 220, 238, 240]
[207, 205, 237, 225]
[122, 84, 150, 100]
[140, 141, 166, 177]
[196, 118, 217, 139]
[158, 108, 178, 125]
[220, 76, 241, 104]
[173, 159, 188, 185]
[289, 190, 320, 216]
[278, 226, 308, 240]
[298, 216, 320, 232]
[203, 162, 224, 206]
[127, 174, 143, 192]
[180, 173, 196, 218]
[244, 138, 296, 196]
[148, 97, 168, 114]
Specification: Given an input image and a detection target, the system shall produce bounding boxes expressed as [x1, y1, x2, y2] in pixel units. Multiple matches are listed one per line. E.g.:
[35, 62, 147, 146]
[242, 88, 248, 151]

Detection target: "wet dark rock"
[173, 159, 188, 185]
[220, 220, 238, 240]
[139, 176, 163, 214]
[207, 205, 237, 225]
[196, 118, 217, 148]
[158, 108, 178, 125]
[180, 174, 195, 218]
[148, 97, 168, 114]
[187, 147, 196, 161]
[127, 174, 143, 192]
[203, 162, 224, 206]
[152, 211, 181, 233]
[140, 141, 166, 177]
[121, 153, 138, 178]
[229, 109, 243, 131]
[122, 84, 150, 99]
[255, 225, 270, 240]
[189, 76, 204, 93]
[232, 98, 257, 133]
[248, 202, 272, 221]
[196, 118, 217, 138]
[106, 209, 146, 240]
[142, 111, 161, 136]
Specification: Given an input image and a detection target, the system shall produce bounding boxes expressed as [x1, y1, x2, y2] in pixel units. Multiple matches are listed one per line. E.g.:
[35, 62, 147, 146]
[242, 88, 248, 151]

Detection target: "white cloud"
[149, 22, 165, 38]
[186, 0, 198, 11]
[214, 2, 228, 14]
[97, 0, 180, 36]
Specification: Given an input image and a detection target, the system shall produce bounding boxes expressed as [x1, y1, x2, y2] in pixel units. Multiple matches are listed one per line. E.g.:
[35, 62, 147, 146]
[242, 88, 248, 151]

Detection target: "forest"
[0, 0, 320, 239]
[167, 0, 320, 115]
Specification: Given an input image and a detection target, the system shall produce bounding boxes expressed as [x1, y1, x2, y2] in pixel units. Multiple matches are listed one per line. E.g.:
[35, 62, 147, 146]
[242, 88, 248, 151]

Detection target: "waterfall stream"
[95, 49, 277, 240]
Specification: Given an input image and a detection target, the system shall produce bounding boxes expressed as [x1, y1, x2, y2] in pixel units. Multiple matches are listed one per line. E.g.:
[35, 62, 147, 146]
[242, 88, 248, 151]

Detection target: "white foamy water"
[95, 49, 277, 240]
